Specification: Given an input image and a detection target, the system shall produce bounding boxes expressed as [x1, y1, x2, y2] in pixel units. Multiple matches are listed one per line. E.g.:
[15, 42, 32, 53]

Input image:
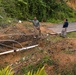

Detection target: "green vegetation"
[0, 66, 47, 75]
[0, 66, 14, 75]
[25, 67, 47, 75]
[47, 32, 76, 42]
[0, 0, 76, 23]
[67, 32, 76, 38]
[48, 35, 62, 42]
[22, 55, 54, 74]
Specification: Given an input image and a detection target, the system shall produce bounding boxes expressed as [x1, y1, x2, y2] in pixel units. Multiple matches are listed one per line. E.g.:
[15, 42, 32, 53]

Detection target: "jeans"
[34, 26, 41, 36]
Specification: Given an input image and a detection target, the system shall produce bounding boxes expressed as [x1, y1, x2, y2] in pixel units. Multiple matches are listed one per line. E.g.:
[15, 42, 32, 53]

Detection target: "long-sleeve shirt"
[63, 21, 69, 28]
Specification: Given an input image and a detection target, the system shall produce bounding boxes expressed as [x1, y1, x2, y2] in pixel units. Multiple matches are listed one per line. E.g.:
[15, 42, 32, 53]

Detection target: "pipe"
[0, 33, 34, 37]
[0, 40, 23, 48]
[0, 44, 38, 56]
[0, 43, 17, 49]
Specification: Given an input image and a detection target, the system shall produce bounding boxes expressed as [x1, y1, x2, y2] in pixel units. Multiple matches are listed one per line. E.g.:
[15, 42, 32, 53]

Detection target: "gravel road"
[49, 22, 76, 34]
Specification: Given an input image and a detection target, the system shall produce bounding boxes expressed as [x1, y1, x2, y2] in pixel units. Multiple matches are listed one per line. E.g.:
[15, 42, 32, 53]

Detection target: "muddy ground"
[0, 21, 76, 75]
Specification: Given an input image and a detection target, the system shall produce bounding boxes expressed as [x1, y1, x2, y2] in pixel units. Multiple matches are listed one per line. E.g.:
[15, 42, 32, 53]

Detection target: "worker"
[27, 17, 41, 38]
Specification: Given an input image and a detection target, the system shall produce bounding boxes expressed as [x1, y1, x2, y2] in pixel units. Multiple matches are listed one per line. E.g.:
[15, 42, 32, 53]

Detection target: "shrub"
[26, 66, 47, 75]
[0, 66, 14, 75]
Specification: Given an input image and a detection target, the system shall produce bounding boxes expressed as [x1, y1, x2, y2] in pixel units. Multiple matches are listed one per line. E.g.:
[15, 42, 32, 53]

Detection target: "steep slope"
[67, 0, 76, 10]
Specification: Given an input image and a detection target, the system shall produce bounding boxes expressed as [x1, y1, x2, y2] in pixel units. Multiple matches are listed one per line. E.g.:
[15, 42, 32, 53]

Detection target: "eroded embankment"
[0, 36, 76, 75]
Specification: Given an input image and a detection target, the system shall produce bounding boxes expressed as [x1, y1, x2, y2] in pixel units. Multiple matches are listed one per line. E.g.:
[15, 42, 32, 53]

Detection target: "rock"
[23, 57, 25, 61]
[46, 34, 49, 36]
[18, 20, 22, 23]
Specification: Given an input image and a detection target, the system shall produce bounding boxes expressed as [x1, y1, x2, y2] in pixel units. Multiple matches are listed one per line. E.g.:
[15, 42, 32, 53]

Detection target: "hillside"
[0, 0, 76, 75]
[0, 0, 76, 23]
[67, 0, 76, 10]
[0, 22, 76, 75]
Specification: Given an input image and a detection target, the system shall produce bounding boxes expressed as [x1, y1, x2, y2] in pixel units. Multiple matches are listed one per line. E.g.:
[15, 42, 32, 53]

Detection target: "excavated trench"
[0, 34, 39, 53]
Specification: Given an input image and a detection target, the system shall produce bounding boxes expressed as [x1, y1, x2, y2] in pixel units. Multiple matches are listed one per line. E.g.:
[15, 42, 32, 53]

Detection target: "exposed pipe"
[0, 43, 17, 49]
[0, 33, 33, 37]
[0, 44, 38, 56]
[0, 40, 23, 48]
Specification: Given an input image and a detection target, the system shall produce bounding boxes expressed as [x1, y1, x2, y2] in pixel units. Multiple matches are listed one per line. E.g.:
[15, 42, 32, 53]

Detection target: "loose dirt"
[0, 21, 76, 75]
